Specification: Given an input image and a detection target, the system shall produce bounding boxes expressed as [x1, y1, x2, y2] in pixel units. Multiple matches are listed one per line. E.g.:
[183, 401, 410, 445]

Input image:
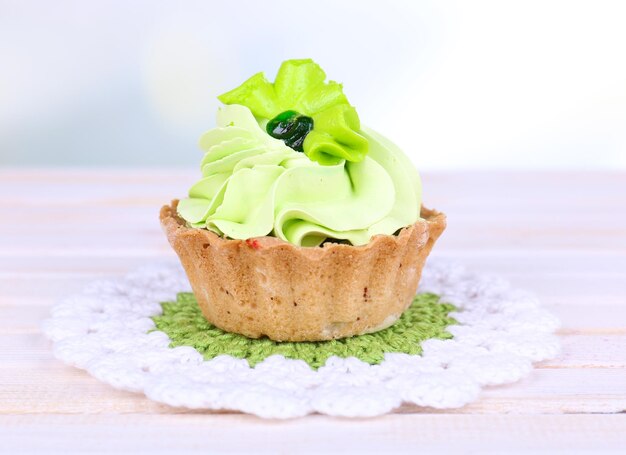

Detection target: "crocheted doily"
[42, 260, 560, 418]
[153, 292, 457, 368]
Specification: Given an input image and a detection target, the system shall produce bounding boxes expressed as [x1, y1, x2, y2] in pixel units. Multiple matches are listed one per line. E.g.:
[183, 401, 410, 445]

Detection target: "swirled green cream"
[177, 59, 422, 247]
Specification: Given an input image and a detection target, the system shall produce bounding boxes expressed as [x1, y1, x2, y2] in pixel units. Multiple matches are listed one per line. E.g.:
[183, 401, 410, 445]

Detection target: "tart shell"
[160, 200, 446, 342]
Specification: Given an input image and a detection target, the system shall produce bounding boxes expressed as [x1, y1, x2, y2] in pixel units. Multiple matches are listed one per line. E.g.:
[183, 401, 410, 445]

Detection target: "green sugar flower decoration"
[218, 59, 369, 166]
[151, 292, 456, 369]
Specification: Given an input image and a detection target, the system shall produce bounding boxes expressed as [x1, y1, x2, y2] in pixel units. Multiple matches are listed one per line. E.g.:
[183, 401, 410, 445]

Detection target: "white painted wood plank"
[0, 254, 178, 274]
[0, 367, 178, 415]
[492, 273, 626, 305]
[0, 168, 196, 181]
[0, 306, 51, 333]
[544, 335, 626, 368]
[1, 269, 623, 307]
[553, 304, 626, 333]
[1, 414, 626, 453]
[0, 274, 117, 304]
[479, 367, 626, 398]
[0, 234, 166, 253]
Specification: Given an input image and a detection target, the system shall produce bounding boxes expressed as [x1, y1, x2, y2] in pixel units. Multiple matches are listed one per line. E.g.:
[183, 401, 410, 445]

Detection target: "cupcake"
[160, 59, 445, 341]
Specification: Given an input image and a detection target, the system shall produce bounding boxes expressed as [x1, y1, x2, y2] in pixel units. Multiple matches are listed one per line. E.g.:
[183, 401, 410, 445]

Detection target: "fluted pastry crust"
[160, 200, 446, 341]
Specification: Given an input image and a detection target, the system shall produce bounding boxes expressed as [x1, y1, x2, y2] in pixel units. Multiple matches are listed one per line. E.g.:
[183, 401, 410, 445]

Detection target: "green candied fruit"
[218, 59, 369, 165]
[266, 110, 314, 153]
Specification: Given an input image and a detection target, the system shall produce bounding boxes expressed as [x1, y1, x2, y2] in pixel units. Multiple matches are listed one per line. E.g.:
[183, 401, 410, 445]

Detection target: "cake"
[160, 58, 446, 341]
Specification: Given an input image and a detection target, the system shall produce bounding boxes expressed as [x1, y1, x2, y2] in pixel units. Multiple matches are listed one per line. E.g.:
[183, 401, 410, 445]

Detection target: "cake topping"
[266, 110, 313, 152]
[177, 59, 423, 247]
[218, 59, 368, 165]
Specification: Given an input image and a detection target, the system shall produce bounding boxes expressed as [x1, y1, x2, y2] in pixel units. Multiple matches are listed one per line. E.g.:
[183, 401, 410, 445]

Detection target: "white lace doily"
[42, 260, 560, 418]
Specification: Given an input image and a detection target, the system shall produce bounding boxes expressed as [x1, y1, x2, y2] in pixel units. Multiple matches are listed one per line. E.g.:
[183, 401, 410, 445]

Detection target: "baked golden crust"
[160, 200, 446, 341]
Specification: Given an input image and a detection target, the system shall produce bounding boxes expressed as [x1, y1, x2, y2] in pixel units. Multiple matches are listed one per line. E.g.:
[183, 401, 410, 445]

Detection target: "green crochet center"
[151, 292, 456, 369]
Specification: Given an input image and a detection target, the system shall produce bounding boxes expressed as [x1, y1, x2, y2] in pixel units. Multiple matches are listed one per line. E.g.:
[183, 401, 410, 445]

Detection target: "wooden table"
[1, 169, 625, 452]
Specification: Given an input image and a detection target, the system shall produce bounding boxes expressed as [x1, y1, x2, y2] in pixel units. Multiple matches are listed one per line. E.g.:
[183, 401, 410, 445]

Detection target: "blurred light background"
[1, 0, 625, 170]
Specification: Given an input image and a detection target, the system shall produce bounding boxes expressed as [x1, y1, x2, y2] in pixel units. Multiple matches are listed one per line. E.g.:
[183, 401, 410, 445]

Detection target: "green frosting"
[218, 59, 367, 165]
[151, 292, 456, 369]
[177, 104, 422, 247]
